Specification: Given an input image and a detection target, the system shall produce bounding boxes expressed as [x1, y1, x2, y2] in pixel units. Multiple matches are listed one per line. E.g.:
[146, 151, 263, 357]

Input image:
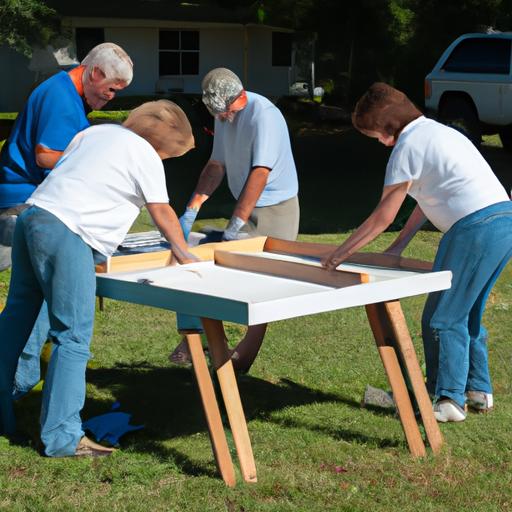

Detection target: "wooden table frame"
[96, 237, 445, 486]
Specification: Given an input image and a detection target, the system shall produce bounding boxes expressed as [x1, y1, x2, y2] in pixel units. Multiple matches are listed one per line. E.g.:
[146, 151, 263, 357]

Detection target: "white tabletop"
[96, 252, 452, 325]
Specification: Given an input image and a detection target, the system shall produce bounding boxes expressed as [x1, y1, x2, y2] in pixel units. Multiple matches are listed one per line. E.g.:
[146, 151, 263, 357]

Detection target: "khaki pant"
[242, 195, 299, 241]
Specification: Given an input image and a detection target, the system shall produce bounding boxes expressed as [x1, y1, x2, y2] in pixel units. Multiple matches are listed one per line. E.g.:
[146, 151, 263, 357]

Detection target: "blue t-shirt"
[210, 92, 298, 207]
[0, 71, 89, 208]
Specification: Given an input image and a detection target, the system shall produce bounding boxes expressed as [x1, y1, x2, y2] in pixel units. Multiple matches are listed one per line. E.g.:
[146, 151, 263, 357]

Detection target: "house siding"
[1, 19, 293, 111]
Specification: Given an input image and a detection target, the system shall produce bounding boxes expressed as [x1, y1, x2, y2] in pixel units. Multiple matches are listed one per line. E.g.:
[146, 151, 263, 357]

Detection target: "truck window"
[442, 38, 511, 74]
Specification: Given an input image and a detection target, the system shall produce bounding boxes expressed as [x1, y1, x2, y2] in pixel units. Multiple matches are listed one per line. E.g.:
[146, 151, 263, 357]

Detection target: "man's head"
[81, 43, 133, 110]
[201, 67, 247, 122]
[123, 100, 195, 159]
[352, 82, 422, 146]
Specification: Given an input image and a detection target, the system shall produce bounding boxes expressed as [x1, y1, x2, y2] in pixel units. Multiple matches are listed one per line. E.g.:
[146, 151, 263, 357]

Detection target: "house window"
[272, 32, 292, 67]
[76, 28, 105, 62]
[159, 30, 199, 75]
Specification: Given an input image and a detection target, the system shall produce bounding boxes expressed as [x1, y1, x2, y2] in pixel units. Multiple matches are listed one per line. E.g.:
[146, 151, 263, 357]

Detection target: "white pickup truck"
[424, 32, 512, 150]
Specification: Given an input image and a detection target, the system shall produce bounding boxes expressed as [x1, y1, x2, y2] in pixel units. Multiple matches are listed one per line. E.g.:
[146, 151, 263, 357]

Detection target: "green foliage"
[0, 0, 62, 57]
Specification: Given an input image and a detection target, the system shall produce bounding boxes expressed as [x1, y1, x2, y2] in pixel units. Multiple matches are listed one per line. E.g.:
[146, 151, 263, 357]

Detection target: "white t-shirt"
[211, 91, 298, 207]
[27, 124, 169, 256]
[385, 116, 509, 232]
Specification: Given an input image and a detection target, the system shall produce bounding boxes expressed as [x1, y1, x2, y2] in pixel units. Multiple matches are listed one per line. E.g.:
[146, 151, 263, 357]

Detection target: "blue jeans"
[422, 201, 512, 407]
[1, 206, 50, 394]
[12, 303, 50, 395]
[0, 206, 96, 456]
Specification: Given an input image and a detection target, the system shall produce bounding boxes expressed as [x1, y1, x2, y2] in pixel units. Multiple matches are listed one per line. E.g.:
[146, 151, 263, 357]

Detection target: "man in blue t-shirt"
[172, 67, 300, 372]
[0, 42, 133, 398]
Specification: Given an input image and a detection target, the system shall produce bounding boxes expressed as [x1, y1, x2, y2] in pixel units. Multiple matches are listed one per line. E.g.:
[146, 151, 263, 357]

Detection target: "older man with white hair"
[0, 42, 133, 399]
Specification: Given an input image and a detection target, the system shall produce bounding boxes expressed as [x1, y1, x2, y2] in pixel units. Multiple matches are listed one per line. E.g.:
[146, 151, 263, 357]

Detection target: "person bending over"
[0, 42, 133, 399]
[322, 83, 512, 423]
[171, 67, 300, 373]
[0, 100, 197, 456]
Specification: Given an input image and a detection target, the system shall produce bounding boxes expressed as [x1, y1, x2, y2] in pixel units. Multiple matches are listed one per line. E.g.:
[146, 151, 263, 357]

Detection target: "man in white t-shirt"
[323, 83, 512, 423]
[0, 100, 197, 457]
[172, 68, 300, 372]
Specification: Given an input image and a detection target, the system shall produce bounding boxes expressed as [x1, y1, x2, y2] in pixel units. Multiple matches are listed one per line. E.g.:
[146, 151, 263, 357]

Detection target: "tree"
[0, 0, 62, 57]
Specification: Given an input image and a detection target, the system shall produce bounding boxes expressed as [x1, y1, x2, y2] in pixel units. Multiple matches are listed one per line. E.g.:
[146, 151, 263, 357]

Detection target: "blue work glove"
[198, 231, 224, 245]
[222, 216, 246, 241]
[179, 207, 199, 241]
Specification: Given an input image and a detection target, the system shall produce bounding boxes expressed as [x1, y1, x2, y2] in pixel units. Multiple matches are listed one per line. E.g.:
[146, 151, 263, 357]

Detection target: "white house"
[0, 0, 302, 112]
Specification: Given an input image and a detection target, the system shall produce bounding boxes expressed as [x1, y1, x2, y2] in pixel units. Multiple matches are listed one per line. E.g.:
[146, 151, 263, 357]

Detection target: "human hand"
[222, 216, 245, 241]
[170, 250, 200, 266]
[321, 248, 348, 271]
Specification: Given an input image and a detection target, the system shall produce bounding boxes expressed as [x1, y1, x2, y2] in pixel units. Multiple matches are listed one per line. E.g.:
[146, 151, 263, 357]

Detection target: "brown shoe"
[74, 436, 116, 457]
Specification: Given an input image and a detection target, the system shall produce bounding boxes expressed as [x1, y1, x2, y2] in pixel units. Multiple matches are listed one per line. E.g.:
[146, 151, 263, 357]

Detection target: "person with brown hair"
[0, 100, 197, 456]
[322, 82, 512, 422]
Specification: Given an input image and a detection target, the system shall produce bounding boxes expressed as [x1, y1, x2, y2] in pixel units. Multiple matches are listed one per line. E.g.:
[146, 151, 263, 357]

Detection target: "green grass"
[1, 228, 512, 511]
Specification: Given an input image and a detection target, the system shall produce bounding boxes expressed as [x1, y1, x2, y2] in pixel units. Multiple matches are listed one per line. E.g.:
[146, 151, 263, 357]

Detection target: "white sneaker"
[433, 398, 467, 422]
[466, 391, 493, 413]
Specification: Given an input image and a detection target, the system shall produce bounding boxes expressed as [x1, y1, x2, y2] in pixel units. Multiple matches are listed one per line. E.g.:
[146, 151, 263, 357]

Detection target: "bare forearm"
[233, 167, 270, 222]
[35, 145, 63, 169]
[188, 160, 225, 209]
[146, 203, 197, 263]
[386, 204, 426, 255]
[322, 182, 410, 270]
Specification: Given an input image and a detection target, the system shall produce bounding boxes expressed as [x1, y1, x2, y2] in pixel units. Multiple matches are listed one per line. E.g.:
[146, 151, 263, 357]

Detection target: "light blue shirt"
[211, 92, 298, 207]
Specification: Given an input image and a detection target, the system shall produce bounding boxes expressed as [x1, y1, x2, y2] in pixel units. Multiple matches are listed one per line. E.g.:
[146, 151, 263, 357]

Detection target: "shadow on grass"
[79, 364, 399, 476]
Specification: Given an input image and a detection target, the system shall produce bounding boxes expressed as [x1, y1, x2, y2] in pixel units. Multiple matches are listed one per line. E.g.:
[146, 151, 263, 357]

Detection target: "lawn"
[1, 222, 511, 511]
[1, 125, 511, 511]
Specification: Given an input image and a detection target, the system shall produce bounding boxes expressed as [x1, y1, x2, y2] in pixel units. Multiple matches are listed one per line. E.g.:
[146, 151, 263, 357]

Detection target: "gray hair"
[201, 67, 243, 115]
[81, 42, 133, 85]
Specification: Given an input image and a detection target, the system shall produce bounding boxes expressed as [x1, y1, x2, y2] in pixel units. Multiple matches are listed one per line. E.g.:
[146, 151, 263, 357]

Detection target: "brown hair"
[352, 83, 422, 139]
[123, 100, 194, 158]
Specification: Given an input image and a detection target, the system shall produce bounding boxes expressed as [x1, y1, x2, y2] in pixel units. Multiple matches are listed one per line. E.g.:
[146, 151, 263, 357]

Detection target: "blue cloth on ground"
[82, 410, 144, 446]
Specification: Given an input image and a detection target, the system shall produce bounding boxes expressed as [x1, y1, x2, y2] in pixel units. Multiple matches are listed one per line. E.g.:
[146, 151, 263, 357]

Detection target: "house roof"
[45, 0, 258, 25]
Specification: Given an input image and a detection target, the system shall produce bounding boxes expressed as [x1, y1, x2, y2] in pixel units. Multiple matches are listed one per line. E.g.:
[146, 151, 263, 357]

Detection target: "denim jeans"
[422, 201, 512, 407]
[1, 205, 52, 395]
[0, 206, 96, 456]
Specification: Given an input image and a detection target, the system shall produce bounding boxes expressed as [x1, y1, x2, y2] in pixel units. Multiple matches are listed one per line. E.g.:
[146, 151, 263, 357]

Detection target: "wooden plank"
[96, 236, 268, 274]
[185, 333, 236, 487]
[264, 238, 433, 272]
[95, 250, 171, 273]
[378, 346, 426, 457]
[383, 300, 443, 454]
[201, 318, 258, 483]
[365, 303, 426, 457]
[214, 250, 368, 288]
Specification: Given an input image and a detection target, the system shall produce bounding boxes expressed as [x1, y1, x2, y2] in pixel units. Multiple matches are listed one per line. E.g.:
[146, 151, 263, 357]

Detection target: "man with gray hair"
[172, 67, 300, 372]
[0, 42, 133, 398]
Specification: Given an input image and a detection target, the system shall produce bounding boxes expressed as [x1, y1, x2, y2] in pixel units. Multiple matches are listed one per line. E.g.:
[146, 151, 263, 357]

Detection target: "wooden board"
[214, 250, 369, 287]
[263, 238, 433, 272]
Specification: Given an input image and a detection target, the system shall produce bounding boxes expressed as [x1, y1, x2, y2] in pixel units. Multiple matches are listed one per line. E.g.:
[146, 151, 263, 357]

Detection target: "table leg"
[366, 304, 427, 457]
[382, 300, 443, 454]
[185, 333, 236, 487]
[201, 318, 258, 483]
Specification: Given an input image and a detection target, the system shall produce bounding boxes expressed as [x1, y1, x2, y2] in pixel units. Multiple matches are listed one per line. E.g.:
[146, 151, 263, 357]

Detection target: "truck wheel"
[438, 96, 481, 146]
[499, 125, 512, 152]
